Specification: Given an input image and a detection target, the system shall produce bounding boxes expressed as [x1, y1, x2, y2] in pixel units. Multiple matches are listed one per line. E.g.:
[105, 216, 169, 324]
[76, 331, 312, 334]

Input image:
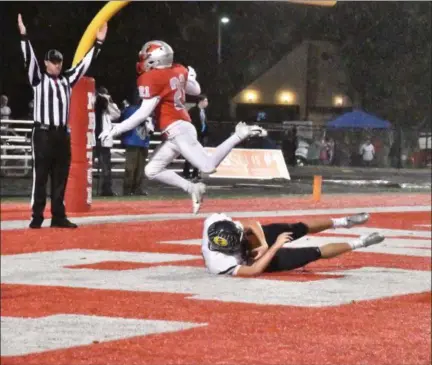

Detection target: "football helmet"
[208, 220, 244, 254]
[136, 40, 174, 74]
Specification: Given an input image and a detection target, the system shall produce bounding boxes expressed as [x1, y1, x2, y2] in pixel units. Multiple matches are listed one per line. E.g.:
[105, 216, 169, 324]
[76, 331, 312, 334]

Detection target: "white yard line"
[1, 205, 431, 231]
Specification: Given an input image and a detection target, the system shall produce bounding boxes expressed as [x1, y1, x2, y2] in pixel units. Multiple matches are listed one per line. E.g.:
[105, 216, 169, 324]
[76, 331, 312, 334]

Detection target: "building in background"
[230, 40, 356, 124]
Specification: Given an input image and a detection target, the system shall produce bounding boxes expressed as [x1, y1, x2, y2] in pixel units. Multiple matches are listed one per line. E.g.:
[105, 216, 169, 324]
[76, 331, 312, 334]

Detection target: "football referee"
[18, 14, 108, 229]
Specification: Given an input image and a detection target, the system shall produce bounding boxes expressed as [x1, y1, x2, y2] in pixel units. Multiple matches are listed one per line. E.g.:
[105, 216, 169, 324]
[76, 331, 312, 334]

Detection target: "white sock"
[348, 238, 364, 250]
[150, 170, 193, 193]
[331, 217, 348, 228]
[210, 134, 242, 167]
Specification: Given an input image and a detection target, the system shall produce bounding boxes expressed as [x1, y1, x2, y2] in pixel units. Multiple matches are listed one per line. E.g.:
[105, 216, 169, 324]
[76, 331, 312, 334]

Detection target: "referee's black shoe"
[50, 218, 78, 229]
[29, 218, 43, 229]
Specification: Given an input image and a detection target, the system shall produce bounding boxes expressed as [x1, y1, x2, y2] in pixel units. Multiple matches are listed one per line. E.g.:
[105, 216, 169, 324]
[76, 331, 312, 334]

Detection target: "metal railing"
[0, 118, 187, 177]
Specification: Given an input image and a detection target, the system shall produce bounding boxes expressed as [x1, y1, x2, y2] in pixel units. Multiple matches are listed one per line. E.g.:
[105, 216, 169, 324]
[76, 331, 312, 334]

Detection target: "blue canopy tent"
[327, 110, 392, 129]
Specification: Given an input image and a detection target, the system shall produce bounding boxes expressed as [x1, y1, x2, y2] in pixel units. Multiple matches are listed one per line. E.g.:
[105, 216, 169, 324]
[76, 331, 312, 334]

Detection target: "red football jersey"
[137, 64, 191, 131]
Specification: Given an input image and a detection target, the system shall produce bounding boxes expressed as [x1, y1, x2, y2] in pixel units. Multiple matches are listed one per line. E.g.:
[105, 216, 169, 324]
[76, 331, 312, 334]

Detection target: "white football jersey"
[201, 213, 246, 276]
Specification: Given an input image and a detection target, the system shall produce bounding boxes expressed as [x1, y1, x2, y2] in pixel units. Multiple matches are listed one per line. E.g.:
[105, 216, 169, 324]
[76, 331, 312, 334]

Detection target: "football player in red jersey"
[99, 40, 267, 214]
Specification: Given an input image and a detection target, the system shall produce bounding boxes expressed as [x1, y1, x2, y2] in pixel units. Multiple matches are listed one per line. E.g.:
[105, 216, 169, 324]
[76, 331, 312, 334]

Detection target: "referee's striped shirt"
[20, 36, 103, 127]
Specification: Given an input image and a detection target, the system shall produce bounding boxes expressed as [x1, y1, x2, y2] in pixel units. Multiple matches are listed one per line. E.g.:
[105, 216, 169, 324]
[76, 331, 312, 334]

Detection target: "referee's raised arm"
[18, 14, 42, 86]
[64, 23, 107, 87]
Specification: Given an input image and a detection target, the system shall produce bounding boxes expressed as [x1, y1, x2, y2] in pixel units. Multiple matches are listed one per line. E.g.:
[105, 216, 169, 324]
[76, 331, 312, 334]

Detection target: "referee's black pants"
[31, 125, 71, 221]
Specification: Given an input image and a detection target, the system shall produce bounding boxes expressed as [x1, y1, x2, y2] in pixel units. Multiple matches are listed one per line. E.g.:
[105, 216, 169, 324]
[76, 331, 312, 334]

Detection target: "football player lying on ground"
[201, 212, 385, 276]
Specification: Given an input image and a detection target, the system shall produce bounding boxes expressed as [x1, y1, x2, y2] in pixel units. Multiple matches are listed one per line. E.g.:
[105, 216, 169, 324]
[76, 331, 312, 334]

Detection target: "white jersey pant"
[145, 121, 241, 193]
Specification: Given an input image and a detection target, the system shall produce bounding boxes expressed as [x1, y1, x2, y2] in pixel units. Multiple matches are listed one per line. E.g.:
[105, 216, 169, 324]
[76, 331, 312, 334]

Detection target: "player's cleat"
[360, 232, 385, 247]
[249, 124, 268, 138]
[346, 213, 370, 228]
[235, 122, 268, 140]
[191, 182, 206, 214]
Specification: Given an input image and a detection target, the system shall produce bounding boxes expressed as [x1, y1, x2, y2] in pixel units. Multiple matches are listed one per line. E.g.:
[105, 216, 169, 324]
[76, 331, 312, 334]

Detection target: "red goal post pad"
[65, 77, 96, 212]
[204, 148, 290, 180]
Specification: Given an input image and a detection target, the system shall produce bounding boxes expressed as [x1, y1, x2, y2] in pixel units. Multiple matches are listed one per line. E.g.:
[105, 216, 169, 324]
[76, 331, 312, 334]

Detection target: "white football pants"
[145, 121, 241, 193]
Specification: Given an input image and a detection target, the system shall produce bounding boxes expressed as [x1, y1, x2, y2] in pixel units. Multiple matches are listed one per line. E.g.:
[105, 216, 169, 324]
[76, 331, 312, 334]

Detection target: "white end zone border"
[1, 205, 430, 230]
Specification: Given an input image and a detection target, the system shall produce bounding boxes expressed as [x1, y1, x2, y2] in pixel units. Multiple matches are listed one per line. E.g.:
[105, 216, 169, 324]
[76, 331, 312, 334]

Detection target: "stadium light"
[244, 90, 259, 103]
[218, 16, 230, 64]
[278, 91, 295, 104]
[333, 95, 344, 107]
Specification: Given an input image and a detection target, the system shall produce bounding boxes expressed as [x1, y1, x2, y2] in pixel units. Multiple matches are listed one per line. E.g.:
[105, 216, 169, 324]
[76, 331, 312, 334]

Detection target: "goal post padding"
[65, 77, 95, 212]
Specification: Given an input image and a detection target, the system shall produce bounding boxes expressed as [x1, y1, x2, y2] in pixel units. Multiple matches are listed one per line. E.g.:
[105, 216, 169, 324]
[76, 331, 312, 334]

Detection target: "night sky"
[1, 1, 431, 126]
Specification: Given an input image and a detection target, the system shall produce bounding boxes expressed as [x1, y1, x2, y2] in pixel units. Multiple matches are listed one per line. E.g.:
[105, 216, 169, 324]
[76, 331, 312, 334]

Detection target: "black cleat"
[50, 218, 78, 229]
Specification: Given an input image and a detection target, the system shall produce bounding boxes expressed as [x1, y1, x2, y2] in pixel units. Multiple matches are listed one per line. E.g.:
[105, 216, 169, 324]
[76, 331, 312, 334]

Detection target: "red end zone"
[1, 193, 430, 220]
[1, 196, 431, 365]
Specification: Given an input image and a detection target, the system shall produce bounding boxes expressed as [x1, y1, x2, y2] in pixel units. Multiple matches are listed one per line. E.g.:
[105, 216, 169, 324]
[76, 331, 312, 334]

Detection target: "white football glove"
[98, 125, 119, 143]
[188, 66, 197, 80]
[145, 117, 155, 134]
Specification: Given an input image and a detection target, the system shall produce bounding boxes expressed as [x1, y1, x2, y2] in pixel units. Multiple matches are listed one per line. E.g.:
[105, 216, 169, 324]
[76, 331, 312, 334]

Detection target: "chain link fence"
[205, 121, 431, 169]
[1, 118, 431, 184]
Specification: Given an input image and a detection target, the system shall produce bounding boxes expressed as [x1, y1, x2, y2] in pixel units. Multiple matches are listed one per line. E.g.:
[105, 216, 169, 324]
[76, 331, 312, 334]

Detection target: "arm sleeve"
[113, 97, 159, 135]
[64, 40, 103, 87]
[20, 36, 42, 86]
[186, 77, 201, 96]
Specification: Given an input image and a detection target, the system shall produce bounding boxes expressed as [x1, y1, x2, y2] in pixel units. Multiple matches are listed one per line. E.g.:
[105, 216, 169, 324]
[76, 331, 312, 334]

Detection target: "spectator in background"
[282, 126, 298, 166]
[381, 139, 390, 167]
[372, 136, 384, 166]
[337, 135, 351, 167]
[1, 95, 12, 120]
[183, 94, 209, 180]
[359, 139, 375, 167]
[307, 137, 322, 165]
[389, 140, 400, 168]
[94, 86, 121, 196]
[120, 95, 152, 196]
[319, 137, 332, 165]
[328, 137, 335, 165]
